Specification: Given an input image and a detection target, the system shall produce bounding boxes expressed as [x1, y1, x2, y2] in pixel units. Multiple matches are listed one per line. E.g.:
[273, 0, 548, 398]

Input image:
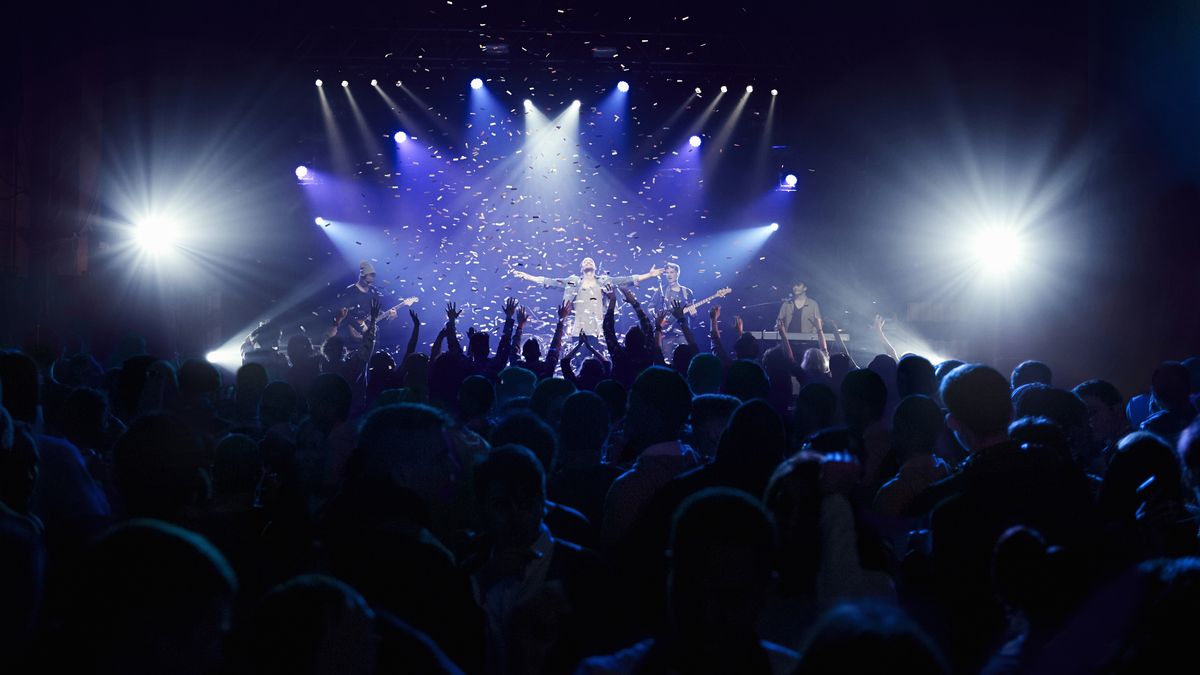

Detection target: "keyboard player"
[777, 280, 822, 336]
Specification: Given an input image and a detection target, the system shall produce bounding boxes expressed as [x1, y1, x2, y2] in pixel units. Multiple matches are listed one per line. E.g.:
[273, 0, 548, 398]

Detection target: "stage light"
[314, 79, 323, 87]
[571, 99, 581, 109]
[341, 80, 349, 88]
[295, 165, 309, 179]
[694, 87, 702, 95]
[314, 216, 328, 226]
[720, 85, 728, 93]
[523, 99, 533, 110]
[746, 85, 754, 93]
[205, 348, 242, 371]
[771, 89, 778, 96]
[617, 80, 630, 92]
[784, 173, 798, 187]
[470, 77, 484, 90]
[769, 222, 779, 232]
[370, 79, 378, 87]
[689, 135, 702, 148]
[133, 217, 179, 254]
[395, 80, 402, 87]
[971, 227, 1024, 276]
[393, 130, 408, 143]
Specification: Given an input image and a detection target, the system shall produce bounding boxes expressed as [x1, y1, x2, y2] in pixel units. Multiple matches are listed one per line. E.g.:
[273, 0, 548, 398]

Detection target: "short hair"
[686, 353, 723, 395]
[254, 575, 374, 675]
[474, 445, 545, 501]
[113, 413, 209, 519]
[530, 377, 576, 425]
[558, 391, 610, 460]
[791, 279, 807, 289]
[795, 602, 948, 675]
[891, 395, 944, 458]
[1152, 361, 1192, 409]
[1008, 416, 1069, 453]
[306, 373, 353, 425]
[896, 355, 936, 399]
[353, 403, 455, 480]
[1073, 379, 1122, 408]
[722, 360, 770, 402]
[691, 394, 742, 428]
[940, 364, 1012, 437]
[594, 379, 627, 420]
[1011, 360, 1052, 389]
[631, 366, 693, 434]
[665, 262, 681, 274]
[1011, 384, 1088, 433]
[1099, 431, 1184, 521]
[933, 359, 965, 383]
[236, 362, 269, 391]
[490, 411, 557, 475]
[178, 358, 222, 396]
[669, 487, 775, 568]
[457, 375, 495, 418]
[733, 333, 760, 360]
[840, 368, 888, 429]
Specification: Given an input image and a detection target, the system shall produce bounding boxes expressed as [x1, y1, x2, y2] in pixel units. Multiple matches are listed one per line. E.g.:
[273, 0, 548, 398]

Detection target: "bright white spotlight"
[769, 222, 779, 232]
[720, 85, 728, 93]
[370, 79, 378, 87]
[295, 165, 309, 179]
[571, 99, 581, 109]
[470, 77, 484, 90]
[771, 88, 778, 96]
[689, 135, 702, 148]
[133, 217, 179, 254]
[205, 348, 243, 371]
[784, 173, 798, 187]
[971, 227, 1024, 276]
[694, 87, 702, 95]
[314, 79, 323, 87]
[617, 80, 630, 92]
[341, 80, 349, 88]
[393, 130, 408, 144]
[746, 85, 754, 93]
[523, 99, 533, 110]
[314, 216, 328, 226]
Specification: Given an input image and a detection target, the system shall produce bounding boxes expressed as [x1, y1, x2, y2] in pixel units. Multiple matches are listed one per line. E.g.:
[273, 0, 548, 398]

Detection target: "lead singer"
[511, 256, 663, 338]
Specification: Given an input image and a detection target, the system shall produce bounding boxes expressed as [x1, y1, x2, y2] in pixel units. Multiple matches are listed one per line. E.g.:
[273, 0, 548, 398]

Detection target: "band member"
[776, 279, 822, 336]
[649, 262, 694, 358]
[511, 257, 663, 339]
[336, 260, 413, 344]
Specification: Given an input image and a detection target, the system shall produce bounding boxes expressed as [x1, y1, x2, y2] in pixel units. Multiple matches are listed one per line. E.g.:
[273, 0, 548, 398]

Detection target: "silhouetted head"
[714, 400, 787, 494]
[1152, 361, 1192, 412]
[1073, 379, 1126, 446]
[468, 330, 490, 361]
[794, 383, 838, 445]
[1099, 431, 1184, 522]
[558, 391, 611, 465]
[457, 375, 495, 420]
[624, 325, 646, 353]
[594, 379, 627, 421]
[1011, 360, 1053, 390]
[63, 520, 237, 675]
[896, 355, 936, 399]
[179, 359, 222, 399]
[940, 364, 1012, 450]
[497, 366, 537, 405]
[801, 348, 829, 378]
[307, 374, 352, 432]
[795, 602, 948, 675]
[113, 413, 210, 521]
[892, 395, 945, 461]
[530, 377, 576, 428]
[577, 358, 607, 390]
[667, 488, 776, 641]
[626, 366, 692, 454]
[474, 445, 546, 551]
[491, 411, 557, 475]
[672, 344, 698, 377]
[521, 337, 542, 364]
[254, 575, 377, 675]
[286, 335, 313, 365]
[840, 368, 887, 432]
[733, 333, 760, 361]
[259, 381, 298, 430]
[321, 336, 347, 364]
[687, 353, 723, 395]
[213, 433, 262, 498]
[722, 360, 770, 402]
[689, 394, 741, 462]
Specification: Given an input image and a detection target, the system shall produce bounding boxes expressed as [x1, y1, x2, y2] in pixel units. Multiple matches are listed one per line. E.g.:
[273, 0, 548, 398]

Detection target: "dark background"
[2, 0, 1197, 396]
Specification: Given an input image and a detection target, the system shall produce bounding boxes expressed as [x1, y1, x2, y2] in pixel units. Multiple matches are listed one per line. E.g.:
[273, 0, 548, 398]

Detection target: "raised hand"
[516, 306, 528, 327]
[335, 307, 349, 323]
[558, 300, 573, 320]
[670, 299, 686, 321]
[655, 309, 671, 330]
[776, 317, 788, 334]
[511, 268, 531, 281]
[409, 308, 420, 324]
[734, 315, 744, 335]
[809, 315, 824, 332]
[446, 302, 462, 322]
[603, 284, 616, 309]
[824, 317, 839, 332]
[648, 264, 664, 277]
[503, 297, 518, 318]
[620, 286, 638, 304]
[709, 305, 721, 322]
[872, 314, 886, 333]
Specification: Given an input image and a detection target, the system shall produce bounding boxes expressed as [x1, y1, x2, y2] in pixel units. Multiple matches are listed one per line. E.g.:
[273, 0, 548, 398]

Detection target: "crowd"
[2, 286, 1200, 675]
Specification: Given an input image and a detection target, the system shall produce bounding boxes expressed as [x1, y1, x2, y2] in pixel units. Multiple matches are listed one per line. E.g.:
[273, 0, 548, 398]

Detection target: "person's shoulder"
[573, 639, 654, 675]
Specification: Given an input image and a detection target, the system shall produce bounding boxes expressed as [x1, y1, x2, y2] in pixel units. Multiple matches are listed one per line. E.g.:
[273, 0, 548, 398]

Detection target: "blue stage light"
[769, 222, 779, 232]
[784, 174, 798, 187]
[295, 165, 309, 180]
[470, 78, 483, 90]
[689, 135, 702, 148]
[617, 81, 630, 92]
[314, 217, 328, 226]
[393, 131, 408, 144]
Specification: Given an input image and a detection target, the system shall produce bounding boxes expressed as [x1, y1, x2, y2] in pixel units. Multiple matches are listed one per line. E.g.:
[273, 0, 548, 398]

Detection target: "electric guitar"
[351, 296, 419, 336]
[682, 287, 732, 315]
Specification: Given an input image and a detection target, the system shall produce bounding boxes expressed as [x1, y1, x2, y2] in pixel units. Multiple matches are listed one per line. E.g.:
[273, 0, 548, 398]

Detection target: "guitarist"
[336, 260, 417, 346]
[649, 263, 695, 359]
